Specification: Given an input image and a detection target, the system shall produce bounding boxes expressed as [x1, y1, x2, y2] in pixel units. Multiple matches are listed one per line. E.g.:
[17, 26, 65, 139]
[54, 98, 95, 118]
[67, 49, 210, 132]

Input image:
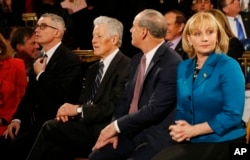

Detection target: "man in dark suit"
[26, 16, 131, 160]
[218, 0, 250, 39]
[89, 9, 182, 160]
[164, 10, 188, 60]
[1, 13, 82, 160]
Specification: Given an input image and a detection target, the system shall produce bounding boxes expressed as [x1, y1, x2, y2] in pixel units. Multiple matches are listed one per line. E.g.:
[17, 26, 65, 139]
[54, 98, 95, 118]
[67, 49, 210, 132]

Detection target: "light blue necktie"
[234, 17, 245, 40]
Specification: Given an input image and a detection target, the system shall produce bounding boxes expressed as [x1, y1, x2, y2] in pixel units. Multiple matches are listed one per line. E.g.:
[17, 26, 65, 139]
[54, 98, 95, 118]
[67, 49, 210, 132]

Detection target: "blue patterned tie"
[88, 61, 104, 104]
[234, 17, 245, 40]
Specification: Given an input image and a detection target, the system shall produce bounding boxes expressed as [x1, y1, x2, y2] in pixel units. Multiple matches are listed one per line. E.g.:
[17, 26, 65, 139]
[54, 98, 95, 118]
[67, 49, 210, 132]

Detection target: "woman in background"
[0, 34, 27, 135]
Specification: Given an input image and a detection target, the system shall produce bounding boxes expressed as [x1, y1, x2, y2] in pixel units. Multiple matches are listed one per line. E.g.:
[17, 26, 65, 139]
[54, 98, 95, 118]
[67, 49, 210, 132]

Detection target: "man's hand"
[3, 121, 21, 140]
[92, 122, 118, 150]
[56, 103, 78, 122]
[33, 56, 47, 75]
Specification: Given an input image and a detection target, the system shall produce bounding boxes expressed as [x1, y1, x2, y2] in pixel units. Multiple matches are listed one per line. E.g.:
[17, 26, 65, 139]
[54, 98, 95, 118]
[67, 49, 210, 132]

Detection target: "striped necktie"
[88, 61, 104, 104]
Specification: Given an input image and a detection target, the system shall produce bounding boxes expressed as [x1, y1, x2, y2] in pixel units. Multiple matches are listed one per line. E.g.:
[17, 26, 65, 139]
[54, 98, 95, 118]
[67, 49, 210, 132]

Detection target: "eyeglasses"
[35, 23, 58, 30]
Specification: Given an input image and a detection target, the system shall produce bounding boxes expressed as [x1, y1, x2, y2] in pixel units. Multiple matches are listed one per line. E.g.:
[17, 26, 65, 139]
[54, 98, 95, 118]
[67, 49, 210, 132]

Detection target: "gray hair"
[137, 9, 167, 38]
[93, 16, 123, 47]
[40, 13, 66, 35]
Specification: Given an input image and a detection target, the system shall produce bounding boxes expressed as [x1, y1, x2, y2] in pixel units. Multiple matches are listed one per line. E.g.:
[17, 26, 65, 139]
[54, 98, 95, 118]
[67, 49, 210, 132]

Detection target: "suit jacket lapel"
[45, 44, 62, 71]
[144, 43, 165, 78]
[94, 51, 123, 101]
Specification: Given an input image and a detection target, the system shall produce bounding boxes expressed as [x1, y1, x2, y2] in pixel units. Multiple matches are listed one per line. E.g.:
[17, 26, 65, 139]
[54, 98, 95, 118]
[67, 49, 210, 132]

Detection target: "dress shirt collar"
[144, 41, 164, 72]
[169, 36, 182, 49]
[100, 48, 119, 80]
[42, 42, 61, 64]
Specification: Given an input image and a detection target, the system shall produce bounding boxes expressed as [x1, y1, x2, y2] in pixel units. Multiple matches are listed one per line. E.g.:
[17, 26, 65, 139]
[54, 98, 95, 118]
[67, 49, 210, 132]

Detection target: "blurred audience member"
[193, 0, 215, 12]
[164, 10, 188, 60]
[11, 27, 40, 77]
[206, 9, 245, 67]
[0, 34, 27, 136]
[218, 0, 250, 40]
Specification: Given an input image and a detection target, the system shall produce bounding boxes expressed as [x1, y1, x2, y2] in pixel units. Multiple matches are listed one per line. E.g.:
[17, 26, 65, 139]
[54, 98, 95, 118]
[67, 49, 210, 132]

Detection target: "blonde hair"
[182, 12, 229, 58]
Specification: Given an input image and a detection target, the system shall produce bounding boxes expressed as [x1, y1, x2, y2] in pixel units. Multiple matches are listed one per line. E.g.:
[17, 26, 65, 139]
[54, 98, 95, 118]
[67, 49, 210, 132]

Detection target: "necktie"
[88, 61, 104, 103]
[129, 55, 146, 114]
[166, 41, 174, 49]
[234, 17, 245, 40]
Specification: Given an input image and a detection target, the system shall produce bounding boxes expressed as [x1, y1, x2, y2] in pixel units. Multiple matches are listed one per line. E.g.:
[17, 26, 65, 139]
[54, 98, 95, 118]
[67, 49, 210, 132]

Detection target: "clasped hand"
[56, 103, 78, 122]
[169, 120, 195, 142]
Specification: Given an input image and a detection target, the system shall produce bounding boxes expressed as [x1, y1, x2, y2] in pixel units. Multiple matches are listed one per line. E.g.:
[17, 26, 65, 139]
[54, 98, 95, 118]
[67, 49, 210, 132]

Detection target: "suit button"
[190, 110, 193, 114]
[188, 96, 191, 100]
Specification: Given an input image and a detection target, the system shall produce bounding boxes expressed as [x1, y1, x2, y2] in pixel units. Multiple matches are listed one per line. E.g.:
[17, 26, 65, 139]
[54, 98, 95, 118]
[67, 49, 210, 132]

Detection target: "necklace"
[193, 62, 200, 80]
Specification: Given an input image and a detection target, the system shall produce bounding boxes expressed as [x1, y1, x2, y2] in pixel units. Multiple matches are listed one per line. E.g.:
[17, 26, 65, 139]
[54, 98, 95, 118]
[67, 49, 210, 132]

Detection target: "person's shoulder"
[216, 53, 239, 66]
[9, 57, 24, 65]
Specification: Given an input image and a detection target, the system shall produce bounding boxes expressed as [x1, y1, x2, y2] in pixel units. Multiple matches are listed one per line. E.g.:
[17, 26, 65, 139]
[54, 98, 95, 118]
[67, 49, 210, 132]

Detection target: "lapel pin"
[203, 73, 207, 78]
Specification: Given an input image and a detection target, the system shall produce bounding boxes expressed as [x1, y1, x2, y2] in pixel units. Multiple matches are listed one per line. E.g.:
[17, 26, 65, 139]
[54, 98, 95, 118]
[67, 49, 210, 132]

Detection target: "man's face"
[35, 17, 59, 45]
[222, 0, 241, 17]
[130, 15, 145, 48]
[164, 13, 184, 41]
[18, 34, 40, 59]
[196, 0, 213, 12]
[92, 23, 116, 58]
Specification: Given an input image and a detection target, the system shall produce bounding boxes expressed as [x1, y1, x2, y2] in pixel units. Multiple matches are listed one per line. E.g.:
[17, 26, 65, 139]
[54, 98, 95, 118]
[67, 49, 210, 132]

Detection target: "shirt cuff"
[12, 119, 21, 124]
[36, 70, 45, 81]
[114, 120, 121, 133]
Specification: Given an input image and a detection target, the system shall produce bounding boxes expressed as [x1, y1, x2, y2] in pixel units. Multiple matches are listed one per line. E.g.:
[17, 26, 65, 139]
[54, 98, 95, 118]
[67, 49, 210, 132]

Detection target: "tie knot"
[234, 17, 239, 22]
[99, 61, 104, 69]
[141, 55, 146, 64]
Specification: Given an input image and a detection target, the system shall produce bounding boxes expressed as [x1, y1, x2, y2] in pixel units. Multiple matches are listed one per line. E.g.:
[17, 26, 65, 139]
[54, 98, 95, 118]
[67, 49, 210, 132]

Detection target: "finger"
[15, 127, 19, 136]
[112, 139, 118, 149]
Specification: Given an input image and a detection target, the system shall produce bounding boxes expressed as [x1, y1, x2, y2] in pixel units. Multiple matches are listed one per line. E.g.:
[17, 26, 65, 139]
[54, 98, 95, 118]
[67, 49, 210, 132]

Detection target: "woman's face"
[187, 27, 217, 56]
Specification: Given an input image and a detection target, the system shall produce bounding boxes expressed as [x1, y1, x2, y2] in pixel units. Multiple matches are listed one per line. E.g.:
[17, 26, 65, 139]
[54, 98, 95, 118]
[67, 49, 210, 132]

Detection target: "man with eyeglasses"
[218, 0, 250, 40]
[0, 13, 83, 160]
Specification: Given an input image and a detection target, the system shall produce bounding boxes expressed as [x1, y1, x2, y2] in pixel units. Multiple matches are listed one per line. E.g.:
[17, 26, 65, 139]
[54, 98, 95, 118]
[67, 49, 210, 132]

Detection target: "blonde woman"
[152, 11, 246, 160]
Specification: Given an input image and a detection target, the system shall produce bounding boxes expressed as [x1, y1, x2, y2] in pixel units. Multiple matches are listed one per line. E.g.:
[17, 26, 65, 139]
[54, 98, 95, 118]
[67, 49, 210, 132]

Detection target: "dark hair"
[0, 34, 11, 60]
[166, 10, 186, 25]
[217, 0, 227, 11]
[10, 27, 35, 50]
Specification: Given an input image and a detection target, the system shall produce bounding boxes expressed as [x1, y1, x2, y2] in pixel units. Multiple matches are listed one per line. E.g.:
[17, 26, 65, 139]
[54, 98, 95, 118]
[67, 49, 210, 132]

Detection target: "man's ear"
[16, 44, 23, 51]
[112, 35, 119, 45]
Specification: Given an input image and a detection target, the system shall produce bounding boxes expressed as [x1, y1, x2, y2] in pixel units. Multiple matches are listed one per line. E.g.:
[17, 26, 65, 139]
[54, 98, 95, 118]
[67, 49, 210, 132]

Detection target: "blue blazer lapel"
[193, 54, 218, 89]
[185, 60, 195, 94]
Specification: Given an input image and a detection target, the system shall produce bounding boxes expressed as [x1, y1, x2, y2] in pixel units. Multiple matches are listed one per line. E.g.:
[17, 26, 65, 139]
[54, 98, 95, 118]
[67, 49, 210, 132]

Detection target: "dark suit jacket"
[115, 42, 182, 152]
[241, 12, 250, 38]
[78, 51, 131, 133]
[227, 37, 245, 65]
[13, 44, 82, 127]
[175, 39, 188, 60]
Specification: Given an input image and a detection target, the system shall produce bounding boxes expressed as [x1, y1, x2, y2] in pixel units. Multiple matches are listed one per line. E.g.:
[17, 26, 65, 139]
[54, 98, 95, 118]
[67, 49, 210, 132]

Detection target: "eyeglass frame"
[35, 23, 58, 30]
